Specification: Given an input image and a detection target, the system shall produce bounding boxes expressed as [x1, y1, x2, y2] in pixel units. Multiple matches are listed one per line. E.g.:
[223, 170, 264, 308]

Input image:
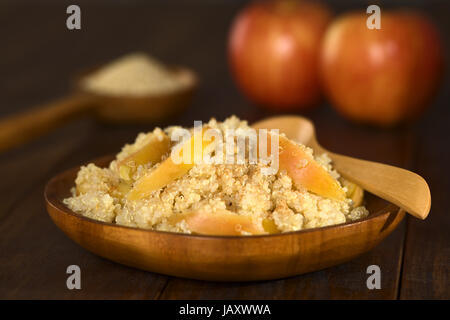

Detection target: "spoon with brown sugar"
[0, 53, 197, 152]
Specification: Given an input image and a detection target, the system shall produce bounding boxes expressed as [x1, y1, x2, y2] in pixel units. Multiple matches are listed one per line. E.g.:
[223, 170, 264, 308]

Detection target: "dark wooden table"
[0, 0, 449, 299]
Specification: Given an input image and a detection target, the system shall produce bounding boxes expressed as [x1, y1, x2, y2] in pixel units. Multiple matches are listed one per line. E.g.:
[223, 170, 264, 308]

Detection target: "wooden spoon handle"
[328, 152, 431, 219]
[0, 94, 93, 152]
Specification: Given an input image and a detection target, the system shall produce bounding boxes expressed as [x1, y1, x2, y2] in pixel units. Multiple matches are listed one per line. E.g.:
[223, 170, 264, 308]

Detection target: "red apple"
[320, 11, 444, 126]
[228, 0, 332, 111]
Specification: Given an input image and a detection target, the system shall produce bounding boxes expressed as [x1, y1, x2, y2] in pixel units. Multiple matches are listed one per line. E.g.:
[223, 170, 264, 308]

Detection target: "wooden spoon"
[0, 66, 197, 152]
[252, 115, 431, 220]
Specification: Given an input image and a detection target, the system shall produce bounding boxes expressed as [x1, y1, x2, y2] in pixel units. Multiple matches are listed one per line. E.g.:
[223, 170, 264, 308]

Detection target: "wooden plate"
[44, 155, 405, 281]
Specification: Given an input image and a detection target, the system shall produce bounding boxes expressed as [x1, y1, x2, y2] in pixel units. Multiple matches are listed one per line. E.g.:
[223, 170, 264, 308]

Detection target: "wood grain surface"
[0, 0, 448, 299]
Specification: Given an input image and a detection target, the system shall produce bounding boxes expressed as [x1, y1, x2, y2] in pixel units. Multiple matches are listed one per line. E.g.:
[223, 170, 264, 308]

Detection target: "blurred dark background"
[0, 0, 448, 299]
[1, 0, 448, 122]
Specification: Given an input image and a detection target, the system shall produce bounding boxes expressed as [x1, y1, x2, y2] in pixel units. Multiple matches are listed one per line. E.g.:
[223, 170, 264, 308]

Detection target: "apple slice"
[262, 218, 280, 234]
[118, 133, 171, 181]
[340, 178, 364, 206]
[263, 133, 346, 201]
[113, 181, 133, 198]
[127, 127, 215, 201]
[169, 209, 266, 236]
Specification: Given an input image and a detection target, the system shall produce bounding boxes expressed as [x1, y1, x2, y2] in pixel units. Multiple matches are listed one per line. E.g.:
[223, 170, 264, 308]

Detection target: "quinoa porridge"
[64, 116, 368, 235]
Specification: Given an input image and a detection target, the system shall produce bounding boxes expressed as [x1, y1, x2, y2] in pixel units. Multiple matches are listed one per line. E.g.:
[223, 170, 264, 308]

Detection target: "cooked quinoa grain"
[64, 116, 368, 235]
